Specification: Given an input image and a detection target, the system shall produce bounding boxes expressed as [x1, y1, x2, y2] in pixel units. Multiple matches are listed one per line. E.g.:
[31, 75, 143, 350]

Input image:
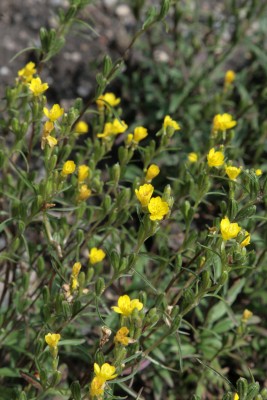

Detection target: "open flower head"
[28, 77, 49, 96]
[89, 247, 106, 264]
[77, 184, 91, 201]
[114, 326, 130, 346]
[45, 333, 61, 348]
[163, 115, 180, 131]
[255, 169, 262, 176]
[135, 184, 154, 206]
[18, 62, 36, 82]
[224, 70, 236, 86]
[61, 160, 76, 176]
[220, 217, 241, 241]
[148, 196, 169, 221]
[96, 92, 121, 108]
[225, 165, 241, 180]
[94, 363, 117, 381]
[78, 165, 90, 182]
[74, 121, 89, 134]
[207, 148, 224, 167]
[41, 121, 57, 149]
[43, 104, 64, 121]
[90, 376, 105, 398]
[133, 126, 148, 143]
[213, 113, 237, 132]
[234, 394, 239, 400]
[145, 164, 160, 181]
[97, 119, 128, 138]
[240, 231, 250, 247]
[112, 294, 143, 316]
[188, 152, 198, 163]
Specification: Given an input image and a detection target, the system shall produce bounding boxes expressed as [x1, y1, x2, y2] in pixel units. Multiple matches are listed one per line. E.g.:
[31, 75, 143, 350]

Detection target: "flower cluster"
[135, 184, 170, 221]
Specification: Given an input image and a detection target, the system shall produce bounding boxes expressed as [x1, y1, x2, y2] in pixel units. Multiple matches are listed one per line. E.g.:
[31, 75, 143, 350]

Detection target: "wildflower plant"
[0, 1, 267, 399]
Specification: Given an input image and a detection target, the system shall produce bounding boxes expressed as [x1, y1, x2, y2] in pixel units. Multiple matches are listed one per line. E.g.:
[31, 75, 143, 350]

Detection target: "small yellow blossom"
[233, 393, 239, 400]
[90, 376, 105, 398]
[78, 184, 91, 201]
[213, 113, 237, 132]
[145, 164, 160, 181]
[225, 165, 241, 180]
[163, 115, 180, 131]
[28, 77, 49, 96]
[18, 62, 37, 82]
[220, 217, 241, 241]
[74, 121, 89, 134]
[188, 152, 198, 163]
[114, 326, 130, 346]
[78, 165, 90, 182]
[97, 119, 128, 138]
[41, 121, 57, 149]
[71, 277, 79, 291]
[89, 247, 106, 264]
[96, 93, 121, 108]
[242, 309, 253, 322]
[133, 126, 148, 143]
[224, 70, 236, 85]
[135, 184, 154, 206]
[126, 133, 133, 145]
[43, 104, 64, 121]
[61, 160, 76, 176]
[207, 148, 224, 167]
[148, 197, 169, 221]
[45, 333, 61, 348]
[255, 169, 262, 176]
[240, 231, 250, 247]
[72, 262, 82, 277]
[94, 363, 117, 381]
[112, 294, 143, 316]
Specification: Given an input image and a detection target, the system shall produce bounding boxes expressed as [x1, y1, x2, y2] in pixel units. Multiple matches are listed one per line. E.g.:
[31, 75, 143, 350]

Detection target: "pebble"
[0, 66, 10, 76]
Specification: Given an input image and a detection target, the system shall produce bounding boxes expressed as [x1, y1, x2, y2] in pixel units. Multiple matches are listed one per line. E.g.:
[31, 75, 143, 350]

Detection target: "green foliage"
[0, 0, 267, 399]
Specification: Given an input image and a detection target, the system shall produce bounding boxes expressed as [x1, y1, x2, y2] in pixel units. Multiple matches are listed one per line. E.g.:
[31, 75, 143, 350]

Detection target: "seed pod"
[70, 381, 81, 400]
[95, 278, 105, 296]
[237, 377, 248, 399]
[227, 198, 238, 220]
[246, 382, 260, 400]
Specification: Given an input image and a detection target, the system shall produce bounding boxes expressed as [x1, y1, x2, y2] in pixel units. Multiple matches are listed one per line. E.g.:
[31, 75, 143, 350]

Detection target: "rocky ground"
[0, 0, 139, 104]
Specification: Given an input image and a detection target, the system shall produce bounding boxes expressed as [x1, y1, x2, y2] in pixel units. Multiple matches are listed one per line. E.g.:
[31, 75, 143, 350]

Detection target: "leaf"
[58, 339, 86, 346]
[0, 368, 21, 378]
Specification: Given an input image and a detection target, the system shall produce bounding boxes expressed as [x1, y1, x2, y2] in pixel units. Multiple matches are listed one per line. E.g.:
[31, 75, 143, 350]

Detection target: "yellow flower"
[240, 231, 250, 247]
[163, 115, 180, 131]
[135, 184, 154, 206]
[114, 326, 130, 346]
[18, 62, 37, 82]
[72, 262, 82, 277]
[233, 393, 239, 400]
[97, 119, 128, 138]
[45, 333, 61, 348]
[61, 160, 76, 176]
[188, 152, 198, 163]
[225, 166, 241, 180]
[78, 165, 90, 182]
[43, 104, 64, 121]
[207, 148, 224, 167]
[96, 92, 121, 108]
[89, 247, 106, 264]
[71, 277, 79, 291]
[255, 169, 262, 176]
[28, 77, 49, 96]
[94, 363, 117, 381]
[126, 133, 133, 145]
[220, 217, 241, 241]
[145, 164, 160, 181]
[41, 121, 57, 149]
[112, 294, 143, 316]
[77, 184, 91, 201]
[133, 126, 148, 143]
[148, 197, 169, 221]
[242, 309, 253, 322]
[224, 70, 236, 85]
[213, 113, 237, 132]
[90, 376, 105, 398]
[74, 121, 89, 134]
